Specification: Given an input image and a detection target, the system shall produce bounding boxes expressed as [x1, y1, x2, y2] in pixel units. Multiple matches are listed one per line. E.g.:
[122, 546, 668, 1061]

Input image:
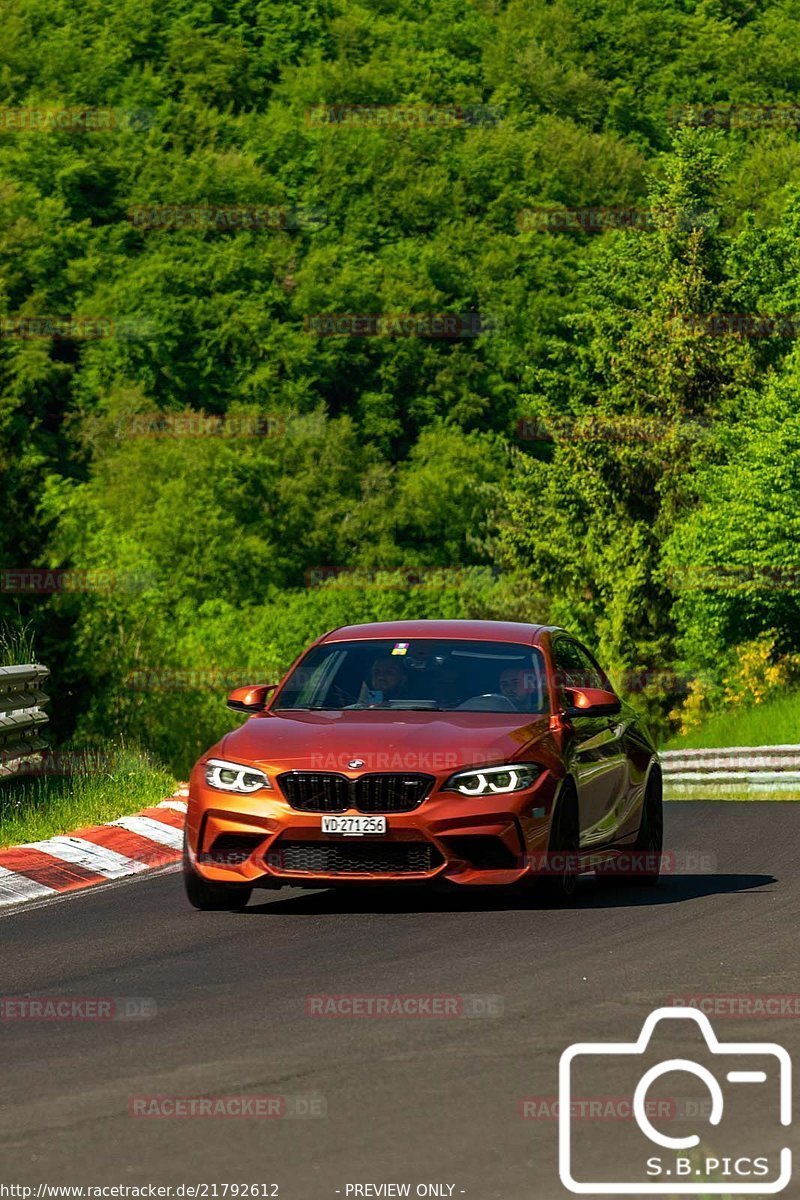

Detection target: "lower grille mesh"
[271, 841, 440, 875]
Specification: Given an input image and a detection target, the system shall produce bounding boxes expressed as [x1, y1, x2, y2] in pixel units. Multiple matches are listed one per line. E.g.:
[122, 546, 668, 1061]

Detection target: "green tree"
[500, 131, 755, 686]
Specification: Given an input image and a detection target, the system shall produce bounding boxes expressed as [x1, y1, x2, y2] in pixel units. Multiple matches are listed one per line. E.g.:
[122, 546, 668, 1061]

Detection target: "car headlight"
[443, 763, 543, 796]
[204, 758, 271, 793]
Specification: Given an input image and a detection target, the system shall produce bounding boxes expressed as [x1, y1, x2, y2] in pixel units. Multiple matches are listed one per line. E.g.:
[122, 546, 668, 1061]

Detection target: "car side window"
[552, 639, 608, 692]
[574, 642, 613, 691]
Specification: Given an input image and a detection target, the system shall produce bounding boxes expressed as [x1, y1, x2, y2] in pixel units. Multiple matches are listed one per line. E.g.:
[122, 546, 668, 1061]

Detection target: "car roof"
[320, 619, 560, 645]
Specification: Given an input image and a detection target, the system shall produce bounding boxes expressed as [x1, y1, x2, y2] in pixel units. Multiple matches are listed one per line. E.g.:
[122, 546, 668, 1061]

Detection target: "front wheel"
[537, 782, 580, 906]
[598, 765, 663, 887]
[183, 843, 253, 911]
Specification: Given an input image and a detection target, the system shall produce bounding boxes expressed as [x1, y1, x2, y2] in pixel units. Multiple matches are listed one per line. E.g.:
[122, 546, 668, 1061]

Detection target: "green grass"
[664, 689, 800, 751]
[0, 618, 37, 667]
[0, 746, 178, 848]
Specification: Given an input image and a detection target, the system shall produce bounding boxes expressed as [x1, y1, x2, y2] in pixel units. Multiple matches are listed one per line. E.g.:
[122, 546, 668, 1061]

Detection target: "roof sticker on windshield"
[391, 642, 409, 655]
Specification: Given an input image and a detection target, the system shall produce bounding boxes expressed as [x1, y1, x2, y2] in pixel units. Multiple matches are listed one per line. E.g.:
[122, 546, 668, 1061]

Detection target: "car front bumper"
[185, 765, 561, 888]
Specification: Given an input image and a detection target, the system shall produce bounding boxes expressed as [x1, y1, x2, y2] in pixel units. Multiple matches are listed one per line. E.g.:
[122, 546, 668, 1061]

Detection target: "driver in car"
[358, 656, 409, 706]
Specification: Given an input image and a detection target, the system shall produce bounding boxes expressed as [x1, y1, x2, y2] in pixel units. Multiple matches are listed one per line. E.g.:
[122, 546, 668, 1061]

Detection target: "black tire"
[183, 844, 253, 911]
[597, 765, 663, 887]
[537, 781, 581, 906]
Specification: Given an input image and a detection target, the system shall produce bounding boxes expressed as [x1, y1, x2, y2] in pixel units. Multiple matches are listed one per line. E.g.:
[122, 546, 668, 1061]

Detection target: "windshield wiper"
[275, 705, 334, 711]
[276, 701, 442, 711]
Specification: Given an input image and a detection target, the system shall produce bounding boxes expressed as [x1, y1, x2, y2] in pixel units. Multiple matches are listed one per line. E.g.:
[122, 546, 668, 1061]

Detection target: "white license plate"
[321, 815, 387, 836]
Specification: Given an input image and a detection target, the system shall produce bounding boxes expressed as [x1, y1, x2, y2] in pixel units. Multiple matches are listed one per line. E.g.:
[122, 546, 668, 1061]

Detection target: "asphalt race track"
[2, 802, 798, 1199]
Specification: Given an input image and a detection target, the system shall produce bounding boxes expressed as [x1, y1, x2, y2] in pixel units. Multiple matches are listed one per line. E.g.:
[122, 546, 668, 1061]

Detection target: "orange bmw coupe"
[184, 620, 661, 909]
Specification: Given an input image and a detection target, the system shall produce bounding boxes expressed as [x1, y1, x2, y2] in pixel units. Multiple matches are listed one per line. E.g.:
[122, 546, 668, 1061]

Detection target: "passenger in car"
[499, 667, 540, 712]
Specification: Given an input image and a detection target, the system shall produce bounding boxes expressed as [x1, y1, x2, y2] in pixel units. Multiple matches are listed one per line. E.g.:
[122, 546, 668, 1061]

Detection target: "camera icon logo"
[559, 1006, 792, 1194]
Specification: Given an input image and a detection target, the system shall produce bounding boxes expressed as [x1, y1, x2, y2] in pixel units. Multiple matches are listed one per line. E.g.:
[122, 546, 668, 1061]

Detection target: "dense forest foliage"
[2, 0, 800, 771]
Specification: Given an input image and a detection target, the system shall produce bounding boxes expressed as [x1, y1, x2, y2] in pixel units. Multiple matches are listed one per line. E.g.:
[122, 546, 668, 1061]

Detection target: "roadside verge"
[0, 786, 188, 908]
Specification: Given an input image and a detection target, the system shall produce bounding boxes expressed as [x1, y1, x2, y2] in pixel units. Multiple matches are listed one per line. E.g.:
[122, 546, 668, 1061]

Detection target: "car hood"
[218, 709, 556, 774]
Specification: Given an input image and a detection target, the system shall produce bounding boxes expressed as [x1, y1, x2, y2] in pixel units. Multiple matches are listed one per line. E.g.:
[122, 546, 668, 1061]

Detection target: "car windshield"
[273, 639, 550, 714]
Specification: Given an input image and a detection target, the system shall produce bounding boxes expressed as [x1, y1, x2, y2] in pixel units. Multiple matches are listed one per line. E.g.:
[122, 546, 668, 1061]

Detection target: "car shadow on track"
[242, 872, 776, 915]
[578, 872, 776, 908]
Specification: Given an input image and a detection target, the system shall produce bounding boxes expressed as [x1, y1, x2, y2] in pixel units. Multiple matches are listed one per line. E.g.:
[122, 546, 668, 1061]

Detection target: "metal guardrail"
[0, 664, 50, 778]
[661, 745, 800, 794]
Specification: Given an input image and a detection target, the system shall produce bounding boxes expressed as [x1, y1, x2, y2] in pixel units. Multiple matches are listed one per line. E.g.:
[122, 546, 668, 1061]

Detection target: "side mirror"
[226, 684, 277, 714]
[562, 686, 621, 718]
